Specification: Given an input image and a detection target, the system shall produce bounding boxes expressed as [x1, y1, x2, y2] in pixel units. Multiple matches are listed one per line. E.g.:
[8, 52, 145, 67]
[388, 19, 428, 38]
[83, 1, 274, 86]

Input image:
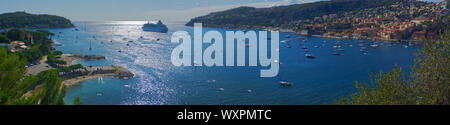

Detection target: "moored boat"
[305, 54, 315, 59]
[280, 81, 293, 86]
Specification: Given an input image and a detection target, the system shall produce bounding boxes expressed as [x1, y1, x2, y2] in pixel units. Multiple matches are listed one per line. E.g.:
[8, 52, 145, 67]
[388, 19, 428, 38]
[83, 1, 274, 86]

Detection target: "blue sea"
[49, 21, 420, 105]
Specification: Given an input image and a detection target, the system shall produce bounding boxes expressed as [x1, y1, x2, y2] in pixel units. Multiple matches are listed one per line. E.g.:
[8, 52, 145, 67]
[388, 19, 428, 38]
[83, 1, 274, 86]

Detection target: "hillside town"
[289, 0, 448, 41]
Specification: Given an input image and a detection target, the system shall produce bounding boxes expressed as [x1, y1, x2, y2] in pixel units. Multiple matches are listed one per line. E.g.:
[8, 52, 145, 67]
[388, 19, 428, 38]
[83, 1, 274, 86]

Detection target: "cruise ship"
[142, 20, 168, 33]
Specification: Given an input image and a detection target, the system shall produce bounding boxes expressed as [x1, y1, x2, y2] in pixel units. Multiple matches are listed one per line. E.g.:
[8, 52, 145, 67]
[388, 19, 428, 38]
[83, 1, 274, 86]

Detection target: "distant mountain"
[0, 12, 74, 29]
[186, 0, 404, 28]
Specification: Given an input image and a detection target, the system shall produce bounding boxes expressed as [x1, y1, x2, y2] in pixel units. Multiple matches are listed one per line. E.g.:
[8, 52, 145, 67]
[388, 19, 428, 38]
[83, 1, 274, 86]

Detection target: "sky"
[0, 0, 444, 22]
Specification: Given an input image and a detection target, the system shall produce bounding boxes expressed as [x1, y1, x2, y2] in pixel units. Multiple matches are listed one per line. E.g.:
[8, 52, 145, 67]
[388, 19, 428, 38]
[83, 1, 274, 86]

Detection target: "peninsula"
[58, 54, 133, 86]
[26, 53, 134, 86]
[0, 12, 74, 29]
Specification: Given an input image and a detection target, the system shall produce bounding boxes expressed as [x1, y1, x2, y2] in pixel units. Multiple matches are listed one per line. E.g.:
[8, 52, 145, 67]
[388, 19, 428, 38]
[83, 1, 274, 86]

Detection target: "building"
[412, 31, 426, 40]
[411, 17, 430, 25]
[8, 41, 28, 52]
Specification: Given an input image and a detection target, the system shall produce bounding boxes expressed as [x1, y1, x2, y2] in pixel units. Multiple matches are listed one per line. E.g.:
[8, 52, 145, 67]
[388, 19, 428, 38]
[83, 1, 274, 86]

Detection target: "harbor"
[52, 21, 421, 105]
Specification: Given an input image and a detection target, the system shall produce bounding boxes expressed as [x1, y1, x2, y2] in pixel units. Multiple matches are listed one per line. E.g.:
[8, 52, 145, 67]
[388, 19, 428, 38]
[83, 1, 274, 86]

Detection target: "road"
[25, 56, 52, 76]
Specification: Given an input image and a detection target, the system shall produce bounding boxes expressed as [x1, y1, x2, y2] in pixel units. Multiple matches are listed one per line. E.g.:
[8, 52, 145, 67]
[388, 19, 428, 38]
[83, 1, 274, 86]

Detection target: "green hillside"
[0, 12, 74, 29]
[186, 0, 404, 28]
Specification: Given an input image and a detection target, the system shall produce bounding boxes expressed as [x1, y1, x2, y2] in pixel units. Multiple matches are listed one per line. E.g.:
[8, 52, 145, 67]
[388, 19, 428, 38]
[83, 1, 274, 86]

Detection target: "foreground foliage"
[0, 29, 72, 105]
[0, 48, 66, 105]
[336, 31, 449, 105]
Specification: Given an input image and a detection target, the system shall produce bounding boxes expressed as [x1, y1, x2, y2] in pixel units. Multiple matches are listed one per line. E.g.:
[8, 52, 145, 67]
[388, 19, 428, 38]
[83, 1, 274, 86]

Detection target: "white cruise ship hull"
[142, 26, 168, 33]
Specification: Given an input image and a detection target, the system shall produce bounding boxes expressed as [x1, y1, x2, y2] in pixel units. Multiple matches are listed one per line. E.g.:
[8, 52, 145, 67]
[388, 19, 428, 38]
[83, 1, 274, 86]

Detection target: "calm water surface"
[49, 21, 420, 105]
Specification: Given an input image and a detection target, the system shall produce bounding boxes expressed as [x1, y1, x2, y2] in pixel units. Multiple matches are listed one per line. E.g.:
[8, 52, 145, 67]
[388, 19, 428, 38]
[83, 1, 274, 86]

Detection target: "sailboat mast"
[89, 39, 92, 51]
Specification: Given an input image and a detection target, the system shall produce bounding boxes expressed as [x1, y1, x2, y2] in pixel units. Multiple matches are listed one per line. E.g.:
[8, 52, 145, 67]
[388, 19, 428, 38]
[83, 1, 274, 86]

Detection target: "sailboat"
[305, 54, 316, 59]
[278, 60, 292, 86]
[84, 22, 87, 31]
[89, 39, 92, 51]
[280, 81, 293, 86]
[127, 30, 133, 42]
[75, 33, 78, 43]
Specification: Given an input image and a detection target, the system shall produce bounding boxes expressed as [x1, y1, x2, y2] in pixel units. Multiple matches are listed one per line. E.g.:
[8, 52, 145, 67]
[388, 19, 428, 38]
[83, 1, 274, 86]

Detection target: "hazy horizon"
[0, 0, 444, 22]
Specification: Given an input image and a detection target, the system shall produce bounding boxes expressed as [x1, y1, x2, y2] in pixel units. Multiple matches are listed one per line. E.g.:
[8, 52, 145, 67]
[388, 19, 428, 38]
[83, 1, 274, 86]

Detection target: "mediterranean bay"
[50, 21, 420, 105]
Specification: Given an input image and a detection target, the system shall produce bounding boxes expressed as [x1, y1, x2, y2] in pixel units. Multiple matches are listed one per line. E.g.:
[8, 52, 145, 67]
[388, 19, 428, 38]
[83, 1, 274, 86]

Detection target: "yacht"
[370, 44, 379, 48]
[142, 20, 168, 33]
[280, 81, 293, 86]
[286, 45, 292, 48]
[332, 52, 342, 56]
[305, 54, 316, 59]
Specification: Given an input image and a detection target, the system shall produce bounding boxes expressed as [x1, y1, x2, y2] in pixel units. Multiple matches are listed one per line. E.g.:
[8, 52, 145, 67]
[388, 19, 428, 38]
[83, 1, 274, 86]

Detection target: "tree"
[0, 47, 26, 104]
[74, 96, 83, 105]
[47, 51, 67, 66]
[0, 40, 67, 105]
[336, 30, 450, 105]
[335, 66, 417, 105]
[0, 12, 74, 29]
[6, 29, 24, 41]
[186, 0, 403, 28]
[0, 34, 9, 43]
[26, 44, 43, 62]
[409, 30, 449, 104]
[37, 69, 66, 105]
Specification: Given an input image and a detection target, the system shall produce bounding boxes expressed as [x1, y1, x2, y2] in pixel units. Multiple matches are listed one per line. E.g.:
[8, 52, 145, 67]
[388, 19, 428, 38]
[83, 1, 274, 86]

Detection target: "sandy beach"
[23, 53, 133, 98]
[62, 73, 118, 86]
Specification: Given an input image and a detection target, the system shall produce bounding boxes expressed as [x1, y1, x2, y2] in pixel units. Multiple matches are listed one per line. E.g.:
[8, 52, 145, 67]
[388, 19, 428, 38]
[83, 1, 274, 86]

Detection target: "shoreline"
[59, 54, 106, 66]
[62, 74, 111, 86]
[26, 53, 133, 86]
[57, 54, 134, 86]
[61, 66, 133, 86]
[192, 25, 420, 43]
[24, 53, 133, 98]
